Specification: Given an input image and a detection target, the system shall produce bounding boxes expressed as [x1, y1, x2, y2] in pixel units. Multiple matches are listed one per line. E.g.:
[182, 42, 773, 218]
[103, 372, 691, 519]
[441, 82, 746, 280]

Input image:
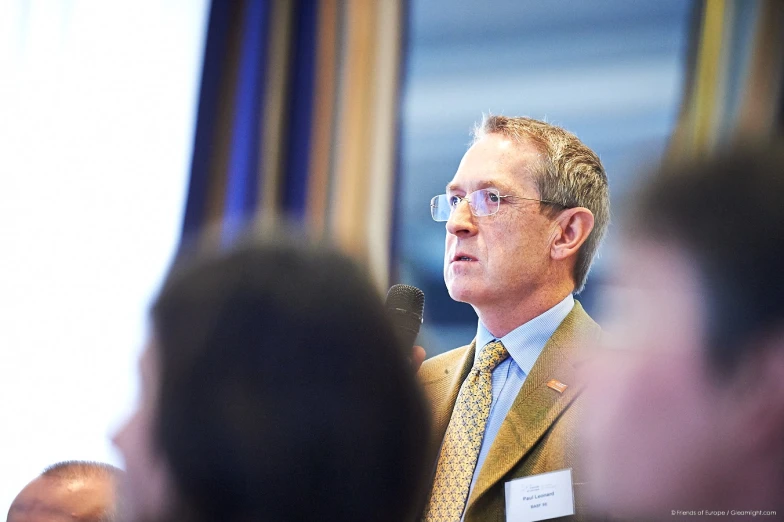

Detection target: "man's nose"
[446, 199, 478, 237]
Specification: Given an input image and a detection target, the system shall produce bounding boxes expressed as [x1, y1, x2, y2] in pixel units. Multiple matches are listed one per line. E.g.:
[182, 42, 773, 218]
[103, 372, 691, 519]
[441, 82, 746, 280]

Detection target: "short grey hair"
[473, 115, 610, 293]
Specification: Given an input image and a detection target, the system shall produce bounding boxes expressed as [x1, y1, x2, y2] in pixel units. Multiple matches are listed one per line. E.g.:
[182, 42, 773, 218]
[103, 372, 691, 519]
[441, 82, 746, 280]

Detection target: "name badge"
[504, 468, 575, 522]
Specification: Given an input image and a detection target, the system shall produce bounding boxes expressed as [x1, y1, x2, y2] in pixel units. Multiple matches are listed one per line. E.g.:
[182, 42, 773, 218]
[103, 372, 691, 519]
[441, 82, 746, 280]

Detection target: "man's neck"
[475, 288, 573, 338]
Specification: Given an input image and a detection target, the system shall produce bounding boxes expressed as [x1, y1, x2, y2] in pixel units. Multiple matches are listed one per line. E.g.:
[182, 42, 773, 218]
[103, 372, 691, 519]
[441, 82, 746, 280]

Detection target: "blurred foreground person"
[585, 142, 784, 520]
[113, 236, 431, 522]
[7, 461, 122, 522]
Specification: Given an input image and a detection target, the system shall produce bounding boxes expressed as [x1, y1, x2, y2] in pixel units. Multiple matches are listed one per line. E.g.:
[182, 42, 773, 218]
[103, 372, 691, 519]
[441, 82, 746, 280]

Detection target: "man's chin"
[446, 284, 485, 307]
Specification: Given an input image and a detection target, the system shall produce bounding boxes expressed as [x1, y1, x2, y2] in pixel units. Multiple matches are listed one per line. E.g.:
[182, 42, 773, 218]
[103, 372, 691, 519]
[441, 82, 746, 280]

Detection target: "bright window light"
[0, 0, 208, 510]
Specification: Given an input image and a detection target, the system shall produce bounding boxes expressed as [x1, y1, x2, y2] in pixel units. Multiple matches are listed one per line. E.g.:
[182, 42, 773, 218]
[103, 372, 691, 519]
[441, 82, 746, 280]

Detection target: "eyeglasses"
[430, 188, 562, 222]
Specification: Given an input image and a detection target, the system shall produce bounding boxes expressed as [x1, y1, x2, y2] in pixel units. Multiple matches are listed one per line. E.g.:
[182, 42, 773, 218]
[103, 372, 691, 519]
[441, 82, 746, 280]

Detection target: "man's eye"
[448, 195, 461, 207]
[487, 192, 500, 203]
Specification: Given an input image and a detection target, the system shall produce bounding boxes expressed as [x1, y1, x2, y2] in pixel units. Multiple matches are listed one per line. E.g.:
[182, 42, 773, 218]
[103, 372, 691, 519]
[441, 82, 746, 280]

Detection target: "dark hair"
[630, 140, 784, 376]
[151, 237, 430, 522]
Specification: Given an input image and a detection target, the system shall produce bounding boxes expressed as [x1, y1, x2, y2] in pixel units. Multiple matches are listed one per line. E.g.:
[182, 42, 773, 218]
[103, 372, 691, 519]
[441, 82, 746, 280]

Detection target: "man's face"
[443, 134, 557, 311]
[112, 339, 173, 522]
[7, 474, 115, 522]
[583, 240, 745, 517]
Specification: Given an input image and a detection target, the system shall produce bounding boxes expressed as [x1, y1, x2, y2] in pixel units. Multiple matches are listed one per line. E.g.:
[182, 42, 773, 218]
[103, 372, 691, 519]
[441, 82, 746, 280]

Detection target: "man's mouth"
[452, 254, 477, 262]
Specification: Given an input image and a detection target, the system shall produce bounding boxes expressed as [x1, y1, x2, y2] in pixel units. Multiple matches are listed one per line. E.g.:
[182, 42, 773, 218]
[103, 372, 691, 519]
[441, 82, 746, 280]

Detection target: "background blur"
[6, 0, 767, 512]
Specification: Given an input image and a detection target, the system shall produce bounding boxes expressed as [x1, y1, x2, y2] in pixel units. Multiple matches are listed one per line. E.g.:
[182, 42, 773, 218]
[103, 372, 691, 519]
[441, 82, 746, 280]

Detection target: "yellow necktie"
[423, 340, 510, 522]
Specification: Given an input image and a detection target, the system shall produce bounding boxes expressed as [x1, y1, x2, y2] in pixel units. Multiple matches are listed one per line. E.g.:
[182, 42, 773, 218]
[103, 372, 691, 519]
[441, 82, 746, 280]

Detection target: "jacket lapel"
[466, 302, 597, 509]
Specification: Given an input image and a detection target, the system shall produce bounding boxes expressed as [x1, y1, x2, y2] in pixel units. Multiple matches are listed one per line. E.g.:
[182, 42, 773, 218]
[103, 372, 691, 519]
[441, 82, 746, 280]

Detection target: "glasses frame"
[430, 188, 565, 222]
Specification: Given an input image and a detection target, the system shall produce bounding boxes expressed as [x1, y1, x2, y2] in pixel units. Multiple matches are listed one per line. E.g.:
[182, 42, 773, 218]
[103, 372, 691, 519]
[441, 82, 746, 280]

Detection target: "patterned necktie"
[423, 340, 510, 522]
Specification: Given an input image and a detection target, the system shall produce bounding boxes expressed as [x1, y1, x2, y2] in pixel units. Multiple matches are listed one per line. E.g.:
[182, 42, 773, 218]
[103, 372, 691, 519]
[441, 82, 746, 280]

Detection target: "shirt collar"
[475, 294, 575, 375]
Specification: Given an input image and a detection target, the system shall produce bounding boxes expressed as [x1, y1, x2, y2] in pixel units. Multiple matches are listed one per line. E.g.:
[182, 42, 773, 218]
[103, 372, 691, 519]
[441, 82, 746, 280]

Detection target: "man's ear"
[550, 207, 595, 261]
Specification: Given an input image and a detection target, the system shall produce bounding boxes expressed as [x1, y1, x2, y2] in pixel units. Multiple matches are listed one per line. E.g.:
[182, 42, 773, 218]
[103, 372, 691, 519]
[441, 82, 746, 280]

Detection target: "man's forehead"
[448, 135, 542, 191]
[465, 133, 542, 163]
[8, 475, 115, 522]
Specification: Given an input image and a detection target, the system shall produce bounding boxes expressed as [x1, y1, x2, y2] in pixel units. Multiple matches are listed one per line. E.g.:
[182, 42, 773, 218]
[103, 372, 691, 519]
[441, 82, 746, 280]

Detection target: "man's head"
[441, 115, 608, 329]
[7, 461, 122, 522]
[113, 236, 431, 522]
[585, 141, 784, 518]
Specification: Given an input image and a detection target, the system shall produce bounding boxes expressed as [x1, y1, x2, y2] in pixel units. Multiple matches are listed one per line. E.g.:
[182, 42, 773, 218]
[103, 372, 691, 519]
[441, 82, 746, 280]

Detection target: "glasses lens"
[471, 189, 500, 217]
[431, 194, 451, 221]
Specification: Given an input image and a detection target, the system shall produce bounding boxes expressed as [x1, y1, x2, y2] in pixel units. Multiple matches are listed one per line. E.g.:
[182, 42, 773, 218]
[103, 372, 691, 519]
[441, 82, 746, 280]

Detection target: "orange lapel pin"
[546, 379, 568, 394]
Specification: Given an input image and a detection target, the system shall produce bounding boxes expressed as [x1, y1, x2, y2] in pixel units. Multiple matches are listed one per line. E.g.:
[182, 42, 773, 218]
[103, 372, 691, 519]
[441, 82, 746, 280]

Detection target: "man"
[584, 142, 784, 520]
[420, 115, 610, 522]
[112, 235, 431, 522]
[7, 461, 122, 522]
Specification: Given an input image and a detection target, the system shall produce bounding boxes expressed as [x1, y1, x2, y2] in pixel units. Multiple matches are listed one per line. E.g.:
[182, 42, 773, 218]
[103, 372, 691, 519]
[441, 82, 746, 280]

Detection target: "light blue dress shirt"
[467, 294, 575, 498]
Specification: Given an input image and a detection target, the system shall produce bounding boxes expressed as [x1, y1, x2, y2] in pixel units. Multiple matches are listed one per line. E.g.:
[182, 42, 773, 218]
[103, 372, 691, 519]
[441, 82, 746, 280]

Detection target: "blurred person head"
[7, 461, 122, 522]
[113, 234, 431, 522]
[585, 141, 784, 518]
[437, 115, 609, 333]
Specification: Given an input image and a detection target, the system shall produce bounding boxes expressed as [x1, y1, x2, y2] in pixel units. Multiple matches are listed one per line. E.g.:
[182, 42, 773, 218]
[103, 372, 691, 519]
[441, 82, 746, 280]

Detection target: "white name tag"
[504, 468, 575, 522]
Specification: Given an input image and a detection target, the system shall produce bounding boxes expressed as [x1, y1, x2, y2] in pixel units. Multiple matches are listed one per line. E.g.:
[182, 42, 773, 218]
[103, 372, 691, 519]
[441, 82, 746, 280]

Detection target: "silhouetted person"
[7, 461, 122, 522]
[113, 235, 431, 522]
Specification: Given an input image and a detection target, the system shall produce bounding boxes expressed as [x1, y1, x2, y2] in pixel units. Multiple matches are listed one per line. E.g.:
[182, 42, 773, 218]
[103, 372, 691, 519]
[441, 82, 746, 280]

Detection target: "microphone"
[385, 284, 425, 352]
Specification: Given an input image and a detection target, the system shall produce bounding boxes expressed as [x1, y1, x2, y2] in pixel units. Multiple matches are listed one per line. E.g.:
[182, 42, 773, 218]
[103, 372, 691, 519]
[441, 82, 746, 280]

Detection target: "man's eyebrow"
[446, 179, 514, 194]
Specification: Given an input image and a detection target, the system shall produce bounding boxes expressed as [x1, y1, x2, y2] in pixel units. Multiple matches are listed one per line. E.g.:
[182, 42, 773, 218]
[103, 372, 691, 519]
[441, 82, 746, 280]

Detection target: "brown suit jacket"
[419, 301, 600, 522]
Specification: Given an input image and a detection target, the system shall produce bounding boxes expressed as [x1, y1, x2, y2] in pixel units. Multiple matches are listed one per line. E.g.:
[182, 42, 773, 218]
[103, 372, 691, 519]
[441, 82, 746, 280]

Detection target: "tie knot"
[475, 340, 509, 373]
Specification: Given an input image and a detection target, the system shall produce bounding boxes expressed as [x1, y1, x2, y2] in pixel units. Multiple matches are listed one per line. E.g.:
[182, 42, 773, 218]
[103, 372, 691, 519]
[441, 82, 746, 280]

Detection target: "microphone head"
[386, 284, 425, 320]
[385, 284, 425, 351]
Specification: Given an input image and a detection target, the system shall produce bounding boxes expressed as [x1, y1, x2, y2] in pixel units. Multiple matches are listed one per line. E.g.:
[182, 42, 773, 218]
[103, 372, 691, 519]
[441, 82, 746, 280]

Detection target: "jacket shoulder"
[559, 300, 602, 364]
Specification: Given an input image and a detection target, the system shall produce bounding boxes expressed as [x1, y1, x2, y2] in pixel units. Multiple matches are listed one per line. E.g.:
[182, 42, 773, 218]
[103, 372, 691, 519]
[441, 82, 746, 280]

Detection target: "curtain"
[670, 0, 784, 157]
[182, 0, 407, 290]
